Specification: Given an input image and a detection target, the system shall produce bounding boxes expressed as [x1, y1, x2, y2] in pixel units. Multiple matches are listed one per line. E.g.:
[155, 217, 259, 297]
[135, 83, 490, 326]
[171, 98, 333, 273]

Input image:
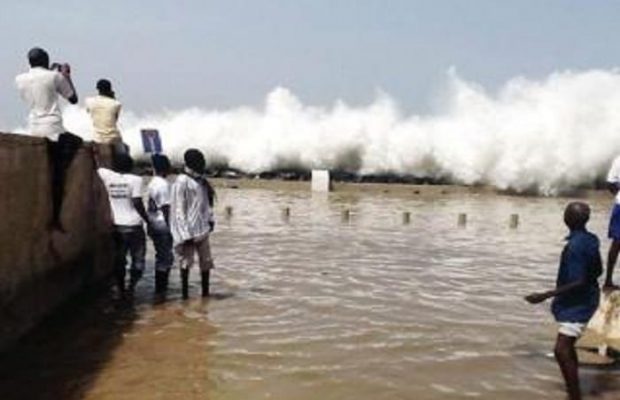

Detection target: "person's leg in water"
[178, 242, 195, 299]
[127, 226, 146, 293]
[555, 333, 582, 400]
[197, 236, 214, 297]
[113, 228, 130, 295]
[48, 132, 83, 230]
[150, 229, 173, 294]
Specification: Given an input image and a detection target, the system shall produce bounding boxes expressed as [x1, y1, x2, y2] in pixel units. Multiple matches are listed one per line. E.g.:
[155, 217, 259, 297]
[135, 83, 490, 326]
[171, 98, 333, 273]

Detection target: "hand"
[59, 63, 72, 76]
[525, 292, 548, 304]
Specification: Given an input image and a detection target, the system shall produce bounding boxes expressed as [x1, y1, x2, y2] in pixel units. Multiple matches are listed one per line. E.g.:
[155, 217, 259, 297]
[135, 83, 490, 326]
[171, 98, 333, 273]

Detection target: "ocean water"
[1, 185, 619, 400]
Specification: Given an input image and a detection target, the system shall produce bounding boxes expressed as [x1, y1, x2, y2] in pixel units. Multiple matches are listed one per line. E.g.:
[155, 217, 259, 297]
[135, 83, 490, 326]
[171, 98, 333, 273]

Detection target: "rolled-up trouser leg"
[196, 235, 214, 272]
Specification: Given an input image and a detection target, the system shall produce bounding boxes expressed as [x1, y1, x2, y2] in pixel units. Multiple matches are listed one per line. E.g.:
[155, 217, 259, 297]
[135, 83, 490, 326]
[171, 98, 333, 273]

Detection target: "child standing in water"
[170, 149, 216, 299]
[525, 202, 602, 400]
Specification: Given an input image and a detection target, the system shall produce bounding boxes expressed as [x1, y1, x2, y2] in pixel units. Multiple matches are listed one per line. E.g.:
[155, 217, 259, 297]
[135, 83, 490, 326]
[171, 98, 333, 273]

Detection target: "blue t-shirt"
[551, 229, 602, 323]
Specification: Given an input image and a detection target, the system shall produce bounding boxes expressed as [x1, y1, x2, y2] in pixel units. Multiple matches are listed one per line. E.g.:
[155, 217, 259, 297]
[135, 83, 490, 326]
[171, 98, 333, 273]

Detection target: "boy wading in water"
[170, 149, 216, 299]
[148, 154, 174, 295]
[525, 202, 602, 400]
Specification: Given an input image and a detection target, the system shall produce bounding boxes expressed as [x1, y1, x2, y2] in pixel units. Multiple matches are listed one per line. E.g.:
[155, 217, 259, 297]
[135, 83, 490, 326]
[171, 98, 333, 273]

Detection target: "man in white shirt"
[85, 79, 126, 157]
[605, 155, 620, 289]
[15, 47, 81, 230]
[170, 149, 216, 299]
[147, 154, 174, 295]
[97, 152, 150, 295]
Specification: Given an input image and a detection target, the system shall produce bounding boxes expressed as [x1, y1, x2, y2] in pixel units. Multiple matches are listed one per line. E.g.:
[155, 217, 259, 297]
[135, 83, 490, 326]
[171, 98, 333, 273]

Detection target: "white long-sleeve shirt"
[170, 174, 214, 246]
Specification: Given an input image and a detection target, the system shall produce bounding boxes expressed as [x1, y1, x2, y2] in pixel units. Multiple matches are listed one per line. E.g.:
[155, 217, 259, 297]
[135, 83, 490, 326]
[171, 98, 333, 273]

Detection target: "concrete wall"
[0, 133, 114, 350]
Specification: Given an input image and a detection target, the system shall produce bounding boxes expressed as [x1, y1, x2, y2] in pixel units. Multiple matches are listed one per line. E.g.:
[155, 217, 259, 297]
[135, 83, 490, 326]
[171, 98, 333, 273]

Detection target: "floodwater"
[1, 185, 620, 400]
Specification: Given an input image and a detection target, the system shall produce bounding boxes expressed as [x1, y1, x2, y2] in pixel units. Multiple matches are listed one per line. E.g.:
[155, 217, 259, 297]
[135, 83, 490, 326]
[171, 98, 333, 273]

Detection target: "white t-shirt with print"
[607, 155, 620, 204]
[147, 176, 171, 231]
[98, 168, 144, 226]
[15, 67, 75, 141]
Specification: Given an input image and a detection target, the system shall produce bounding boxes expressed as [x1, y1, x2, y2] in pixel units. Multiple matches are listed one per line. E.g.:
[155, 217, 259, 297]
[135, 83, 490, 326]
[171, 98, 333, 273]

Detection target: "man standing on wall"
[15, 47, 81, 230]
[86, 79, 126, 160]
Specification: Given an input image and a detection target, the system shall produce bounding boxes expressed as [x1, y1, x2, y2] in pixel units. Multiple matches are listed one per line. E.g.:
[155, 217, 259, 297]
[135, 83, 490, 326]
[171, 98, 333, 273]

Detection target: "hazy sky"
[1, 0, 619, 128]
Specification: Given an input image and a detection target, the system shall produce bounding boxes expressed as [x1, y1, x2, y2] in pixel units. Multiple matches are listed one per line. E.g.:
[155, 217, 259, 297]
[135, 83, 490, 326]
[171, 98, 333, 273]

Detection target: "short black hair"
[28, 47, 49, 68]
[184, 149, 206, 174]
[564, 202, 590, 230]
[152, 154, 171, 175]
[113, 153, 134, 174]
[96, 79, 112, 95]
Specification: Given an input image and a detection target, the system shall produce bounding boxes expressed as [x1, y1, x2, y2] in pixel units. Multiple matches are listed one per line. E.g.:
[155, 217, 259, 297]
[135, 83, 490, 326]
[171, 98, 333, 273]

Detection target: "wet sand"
[0, 181, 620, 399]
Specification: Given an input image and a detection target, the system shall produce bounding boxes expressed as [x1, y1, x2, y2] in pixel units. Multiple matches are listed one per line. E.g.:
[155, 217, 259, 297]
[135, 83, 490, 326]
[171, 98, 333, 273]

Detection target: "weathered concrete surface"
[0, 133, 114, 350]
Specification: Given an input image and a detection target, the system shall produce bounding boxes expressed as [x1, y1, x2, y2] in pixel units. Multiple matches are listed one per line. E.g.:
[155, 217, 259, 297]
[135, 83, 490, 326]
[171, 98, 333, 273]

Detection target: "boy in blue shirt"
[525, 202, 602, 400]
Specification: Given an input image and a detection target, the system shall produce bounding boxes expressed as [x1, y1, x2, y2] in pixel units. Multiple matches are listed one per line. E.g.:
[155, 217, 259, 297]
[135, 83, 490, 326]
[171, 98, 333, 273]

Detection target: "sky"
[1, 0, 620, 129]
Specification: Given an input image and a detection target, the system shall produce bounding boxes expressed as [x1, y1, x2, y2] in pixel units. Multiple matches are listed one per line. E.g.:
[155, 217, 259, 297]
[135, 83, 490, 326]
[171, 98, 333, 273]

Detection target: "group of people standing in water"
[15, 45, 620, 400]
[14, 47, 215, 300]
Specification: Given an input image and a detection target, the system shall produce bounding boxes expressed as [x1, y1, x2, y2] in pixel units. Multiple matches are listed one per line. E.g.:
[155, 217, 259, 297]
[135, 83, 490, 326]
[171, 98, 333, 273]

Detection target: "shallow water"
[2, 186, 620, 400]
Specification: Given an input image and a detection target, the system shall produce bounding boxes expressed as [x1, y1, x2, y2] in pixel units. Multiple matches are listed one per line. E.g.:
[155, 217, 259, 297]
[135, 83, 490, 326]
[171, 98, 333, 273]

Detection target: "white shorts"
[558, 322, 586, 338]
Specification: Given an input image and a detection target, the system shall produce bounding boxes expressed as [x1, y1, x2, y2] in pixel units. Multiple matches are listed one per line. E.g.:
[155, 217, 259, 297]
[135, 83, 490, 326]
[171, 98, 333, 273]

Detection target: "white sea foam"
[62, 69, 620, 194]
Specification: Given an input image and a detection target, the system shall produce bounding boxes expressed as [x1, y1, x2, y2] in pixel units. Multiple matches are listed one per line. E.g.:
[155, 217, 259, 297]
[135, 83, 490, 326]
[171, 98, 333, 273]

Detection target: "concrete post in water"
[312, 169, 331, 192]
[282, 207, 291, 221]
[225, 206, 233, 219]
[342, 209, 351, 223]
[509, 214, 519, 229]
[402, 211, 411, 225]
[458, 213, 467, 227]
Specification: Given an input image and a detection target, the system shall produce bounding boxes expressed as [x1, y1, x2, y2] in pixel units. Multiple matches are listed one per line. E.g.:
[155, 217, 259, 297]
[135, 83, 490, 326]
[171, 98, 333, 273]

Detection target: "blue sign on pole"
[141, 129, 162, 154]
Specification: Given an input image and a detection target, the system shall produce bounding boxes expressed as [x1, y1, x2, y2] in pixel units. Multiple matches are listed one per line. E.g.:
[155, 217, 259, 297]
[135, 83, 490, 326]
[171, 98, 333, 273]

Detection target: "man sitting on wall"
[15, 47, 82, 231]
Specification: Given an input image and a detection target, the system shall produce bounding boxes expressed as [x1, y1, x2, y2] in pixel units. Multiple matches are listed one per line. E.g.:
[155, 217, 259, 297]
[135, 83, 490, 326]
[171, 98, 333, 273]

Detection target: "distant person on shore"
[95, 151, 150, 295]
[525, 202, 602, 400]
[170, 149, 216, 299]
[15, 47, 82, 230]
[86, 79, 126, 161]
[148, 154, 174, 295]
[604, 155, 620, 289]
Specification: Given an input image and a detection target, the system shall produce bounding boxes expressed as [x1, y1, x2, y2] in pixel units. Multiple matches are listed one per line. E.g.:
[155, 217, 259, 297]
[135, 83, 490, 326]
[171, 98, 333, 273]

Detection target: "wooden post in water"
[458, 213, 467, 227]
[342, 209, 351, 223]
[402, 211, 411, 225]
[509, 214, 519, 229]
[225, 206, 233, 219]
[282, 207, 291, 222]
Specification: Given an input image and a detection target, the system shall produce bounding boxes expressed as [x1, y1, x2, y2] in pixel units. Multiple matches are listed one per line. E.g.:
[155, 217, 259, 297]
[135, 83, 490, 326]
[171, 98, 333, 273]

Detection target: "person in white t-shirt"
[86, 79, 126, 157]
[97, 152, 150, 294]
[148, 154, 174, 295]
[605, 155, 620, 289]
[15, 47, 82, 230]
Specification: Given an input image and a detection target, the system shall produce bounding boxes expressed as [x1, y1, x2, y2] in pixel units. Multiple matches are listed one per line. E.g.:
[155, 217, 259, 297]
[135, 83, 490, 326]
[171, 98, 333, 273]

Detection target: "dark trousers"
[148, 228, 174, 272]
[113, 225, 146, 289]
[47, 132, 83, 226]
